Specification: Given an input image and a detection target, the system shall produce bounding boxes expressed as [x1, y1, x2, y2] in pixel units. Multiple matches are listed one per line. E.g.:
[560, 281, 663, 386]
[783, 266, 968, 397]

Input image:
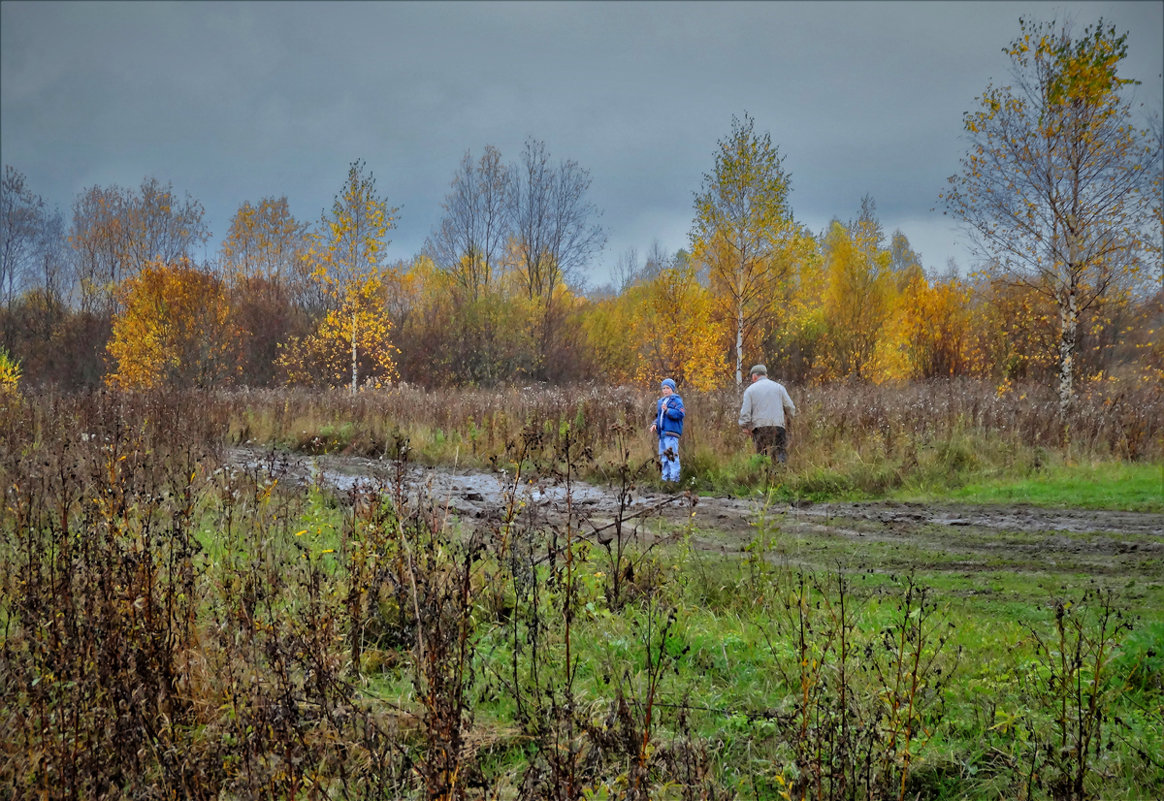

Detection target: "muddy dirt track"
[240, 449, 1164, 581]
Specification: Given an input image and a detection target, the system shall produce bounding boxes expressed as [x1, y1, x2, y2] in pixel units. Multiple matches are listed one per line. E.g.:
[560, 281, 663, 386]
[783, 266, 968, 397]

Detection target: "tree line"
[1, 18, 1159, 407]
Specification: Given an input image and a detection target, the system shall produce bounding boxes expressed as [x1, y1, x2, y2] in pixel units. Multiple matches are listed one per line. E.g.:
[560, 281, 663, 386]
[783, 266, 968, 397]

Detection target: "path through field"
[239, 449, 1164, 585]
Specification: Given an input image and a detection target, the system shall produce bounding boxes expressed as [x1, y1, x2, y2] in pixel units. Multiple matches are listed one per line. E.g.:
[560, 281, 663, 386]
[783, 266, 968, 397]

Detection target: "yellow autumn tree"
[691, 113, 798, 385]
[583, 286, 643, 386]
[106, 259, 238, 389]
[276, 267, 399, 388]
[818, 203, 895, 381]
[0, 346, 21, 394]
[760, 226, 825, 384]
[872, 273, 973, 382]
[631, 261, 729, 391]
[966, 275, 1060, 383]
[278, 159, 400, 389]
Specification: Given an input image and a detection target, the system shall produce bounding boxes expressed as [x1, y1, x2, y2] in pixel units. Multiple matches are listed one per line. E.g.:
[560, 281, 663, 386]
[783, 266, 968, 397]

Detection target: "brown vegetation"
[0, 386, 1160, 799]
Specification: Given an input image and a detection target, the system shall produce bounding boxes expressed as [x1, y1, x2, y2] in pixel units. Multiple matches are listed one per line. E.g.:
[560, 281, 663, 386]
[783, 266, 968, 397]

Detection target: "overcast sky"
[3, 0, 1161, 288]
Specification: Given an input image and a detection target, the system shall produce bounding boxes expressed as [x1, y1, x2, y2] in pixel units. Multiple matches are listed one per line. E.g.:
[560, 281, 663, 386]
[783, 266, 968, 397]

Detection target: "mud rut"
[239, 449, 1164, 580]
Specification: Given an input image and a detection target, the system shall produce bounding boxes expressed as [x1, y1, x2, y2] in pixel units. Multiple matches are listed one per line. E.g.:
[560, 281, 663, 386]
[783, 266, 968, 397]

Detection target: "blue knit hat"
[661, 378, 677, 392]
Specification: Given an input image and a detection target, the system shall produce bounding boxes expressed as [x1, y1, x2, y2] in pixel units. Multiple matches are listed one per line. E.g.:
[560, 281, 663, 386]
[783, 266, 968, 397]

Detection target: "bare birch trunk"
[351, 309, 358, 393]
[735, 301, 744, 387]
[1057, 286, 1077, 416]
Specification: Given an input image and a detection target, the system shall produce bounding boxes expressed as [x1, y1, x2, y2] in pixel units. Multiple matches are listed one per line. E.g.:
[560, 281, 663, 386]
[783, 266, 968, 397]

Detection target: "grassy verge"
[924, 460, 1164, 512]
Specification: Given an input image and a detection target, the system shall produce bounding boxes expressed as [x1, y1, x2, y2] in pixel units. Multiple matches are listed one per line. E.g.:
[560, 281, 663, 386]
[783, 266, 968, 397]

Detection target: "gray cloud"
[3, 0, 1161, 283]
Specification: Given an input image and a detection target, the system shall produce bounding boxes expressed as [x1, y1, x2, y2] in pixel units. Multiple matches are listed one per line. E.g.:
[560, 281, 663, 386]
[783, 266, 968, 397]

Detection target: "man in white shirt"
[738, 364, 796, 463]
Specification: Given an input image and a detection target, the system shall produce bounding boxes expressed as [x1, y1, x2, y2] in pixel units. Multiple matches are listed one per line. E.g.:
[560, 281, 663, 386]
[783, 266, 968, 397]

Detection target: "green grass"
[923, 460, 1164, 511]
[356, 536, 1164, 799]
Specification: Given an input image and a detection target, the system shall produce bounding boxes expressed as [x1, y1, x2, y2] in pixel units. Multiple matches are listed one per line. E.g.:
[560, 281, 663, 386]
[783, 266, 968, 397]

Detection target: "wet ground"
[238, 449, 1164, 582]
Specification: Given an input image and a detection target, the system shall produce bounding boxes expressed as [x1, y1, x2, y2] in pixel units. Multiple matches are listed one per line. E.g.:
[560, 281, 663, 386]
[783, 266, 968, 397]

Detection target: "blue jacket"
[655, 394, 685, 438]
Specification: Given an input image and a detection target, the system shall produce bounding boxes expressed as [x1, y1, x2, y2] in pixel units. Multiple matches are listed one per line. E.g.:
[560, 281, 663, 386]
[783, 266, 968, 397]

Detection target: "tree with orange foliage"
[106, 260, 238, 389]
[582, 249, 728, 390]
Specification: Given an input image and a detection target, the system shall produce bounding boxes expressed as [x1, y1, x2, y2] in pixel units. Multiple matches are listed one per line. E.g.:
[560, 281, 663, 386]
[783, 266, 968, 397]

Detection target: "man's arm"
[738, 388, 752, 431]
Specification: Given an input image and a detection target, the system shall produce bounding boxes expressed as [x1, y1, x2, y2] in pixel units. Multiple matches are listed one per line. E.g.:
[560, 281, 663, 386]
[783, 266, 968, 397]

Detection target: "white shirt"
[738, 377, 796, 429]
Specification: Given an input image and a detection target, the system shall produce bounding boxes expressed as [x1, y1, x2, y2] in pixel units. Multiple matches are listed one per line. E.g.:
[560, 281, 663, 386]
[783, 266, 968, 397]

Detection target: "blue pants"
[658, 434, 680, 482]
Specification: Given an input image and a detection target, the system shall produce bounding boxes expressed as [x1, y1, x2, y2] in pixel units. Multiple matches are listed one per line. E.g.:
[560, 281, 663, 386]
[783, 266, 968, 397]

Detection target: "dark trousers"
[752, 426, 787, 463]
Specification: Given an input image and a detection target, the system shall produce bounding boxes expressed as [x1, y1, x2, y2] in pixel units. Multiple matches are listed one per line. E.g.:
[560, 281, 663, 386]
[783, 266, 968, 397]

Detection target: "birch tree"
[301, 159, 399, 391]
[944, 17, 1162, 412]
[691, 113, 797, 385]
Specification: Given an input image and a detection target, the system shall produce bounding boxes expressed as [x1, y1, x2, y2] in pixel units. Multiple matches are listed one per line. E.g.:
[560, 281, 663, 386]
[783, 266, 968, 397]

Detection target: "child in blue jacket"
[649, 378, 685, 483]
